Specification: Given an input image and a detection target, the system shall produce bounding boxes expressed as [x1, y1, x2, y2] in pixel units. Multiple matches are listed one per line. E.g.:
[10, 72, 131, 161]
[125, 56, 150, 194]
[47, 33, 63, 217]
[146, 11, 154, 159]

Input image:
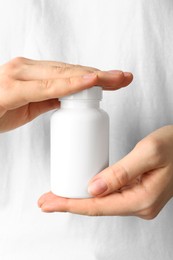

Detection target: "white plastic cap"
[59, 86, 102, 100]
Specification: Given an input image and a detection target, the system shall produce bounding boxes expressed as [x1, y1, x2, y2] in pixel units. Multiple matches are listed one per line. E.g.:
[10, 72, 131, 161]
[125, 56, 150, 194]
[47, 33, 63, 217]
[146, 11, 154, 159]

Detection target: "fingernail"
[88, 179, 107, 196]
[105, 70, 123, 75]
[82, 73, 96, 79]
[124, 72, 132, 77]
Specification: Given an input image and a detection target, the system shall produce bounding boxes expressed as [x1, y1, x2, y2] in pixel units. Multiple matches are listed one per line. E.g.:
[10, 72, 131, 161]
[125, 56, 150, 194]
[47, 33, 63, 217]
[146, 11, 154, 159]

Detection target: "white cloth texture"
[0, 0, 173, 259]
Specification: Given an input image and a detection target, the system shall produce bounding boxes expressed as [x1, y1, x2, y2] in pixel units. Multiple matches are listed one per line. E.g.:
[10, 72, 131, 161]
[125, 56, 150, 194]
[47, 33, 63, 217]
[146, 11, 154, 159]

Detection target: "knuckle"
[81, 199, 103, 217]
[63, 77, 74, 94]
[40, 79, 53, 90]
[83, 69, 98, 75]
[39, 77, 74, 99]
[75, 64, 100, 72]
[54, 63, 69, 74]
[87, 210, 97, 216]
[39, 79, 57, 98]
[2, 57, 27, 77]
[10, 57, 26, 66]
[136, 137, 164, 165]
[107, 165, 129, 190]
[40, 79, 60, 98]
[39, 79, 50, 89]
[89, 211, 102, 217]
[87, 203, 103, 217]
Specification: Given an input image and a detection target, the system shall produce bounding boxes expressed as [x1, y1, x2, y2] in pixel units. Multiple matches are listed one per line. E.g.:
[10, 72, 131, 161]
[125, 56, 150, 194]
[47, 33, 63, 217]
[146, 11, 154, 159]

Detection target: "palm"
[38, 167, 170, 218]
[38, 175, 149, 216]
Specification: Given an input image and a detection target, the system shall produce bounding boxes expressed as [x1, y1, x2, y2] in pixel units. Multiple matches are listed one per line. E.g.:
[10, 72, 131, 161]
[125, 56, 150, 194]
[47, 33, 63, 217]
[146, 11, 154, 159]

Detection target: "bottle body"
[50, 91, 109, 198]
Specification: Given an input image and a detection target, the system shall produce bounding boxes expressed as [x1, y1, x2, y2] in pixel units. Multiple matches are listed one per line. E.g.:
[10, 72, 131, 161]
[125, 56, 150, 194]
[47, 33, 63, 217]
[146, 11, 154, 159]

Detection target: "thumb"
[26, 99, 60, 122]
[88, 140, 157, 197]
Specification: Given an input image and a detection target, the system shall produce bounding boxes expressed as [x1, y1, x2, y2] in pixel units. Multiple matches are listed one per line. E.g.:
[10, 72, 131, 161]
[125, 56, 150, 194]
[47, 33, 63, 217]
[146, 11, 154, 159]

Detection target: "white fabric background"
[0, 0, 173, 259]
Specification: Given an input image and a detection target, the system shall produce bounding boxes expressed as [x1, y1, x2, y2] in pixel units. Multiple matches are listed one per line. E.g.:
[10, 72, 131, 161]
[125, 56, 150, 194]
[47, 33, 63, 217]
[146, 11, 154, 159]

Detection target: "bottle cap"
[59, 86, 102, 100]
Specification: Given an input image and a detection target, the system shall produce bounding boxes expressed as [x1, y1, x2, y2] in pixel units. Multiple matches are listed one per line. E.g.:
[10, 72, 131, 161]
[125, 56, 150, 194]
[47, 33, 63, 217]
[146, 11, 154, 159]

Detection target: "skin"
[0, 57, 132, 132]
[3, 57, 173, 220]
[38, 125, 173, 219]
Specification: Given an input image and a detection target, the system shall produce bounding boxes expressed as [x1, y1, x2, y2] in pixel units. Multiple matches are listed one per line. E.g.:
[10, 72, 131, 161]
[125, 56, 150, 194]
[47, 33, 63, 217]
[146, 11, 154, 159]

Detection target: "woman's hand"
[0, 57, 133, 132]
[38, 125, 173, 220]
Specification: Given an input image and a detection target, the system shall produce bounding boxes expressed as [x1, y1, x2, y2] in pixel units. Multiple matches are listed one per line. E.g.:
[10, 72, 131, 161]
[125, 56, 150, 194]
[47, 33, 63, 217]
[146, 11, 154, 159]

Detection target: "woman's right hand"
[0, 57, 133, 132]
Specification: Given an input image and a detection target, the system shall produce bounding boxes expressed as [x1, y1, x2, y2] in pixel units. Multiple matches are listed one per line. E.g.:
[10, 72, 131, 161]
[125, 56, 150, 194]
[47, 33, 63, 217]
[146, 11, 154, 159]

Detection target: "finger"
[0, 99, 59, 132]
[96, 70, 124, 88]
[14, 63, 131, 91]
[17, 67, 131, 91]
[28, 60, 101, 75]
[120, 72, 133, 87]
[4, 57, 133, 91]
[14, 63, 99, 81]
[25, 58, 99, 72]
[102, 72, 133, 90]
[87, 139, 159, 197]
[1, 73, 98, 109]
[26, 99, 60, 122]
[39, 168, 171, 217]
[38, 192, 57, 207]
[3, 57, 100, 79]
[38, 189, 143, 216]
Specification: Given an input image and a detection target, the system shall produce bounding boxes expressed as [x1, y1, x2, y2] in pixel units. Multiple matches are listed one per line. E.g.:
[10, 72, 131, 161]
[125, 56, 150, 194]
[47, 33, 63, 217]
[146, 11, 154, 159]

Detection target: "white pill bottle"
[50, 86, 109, 198]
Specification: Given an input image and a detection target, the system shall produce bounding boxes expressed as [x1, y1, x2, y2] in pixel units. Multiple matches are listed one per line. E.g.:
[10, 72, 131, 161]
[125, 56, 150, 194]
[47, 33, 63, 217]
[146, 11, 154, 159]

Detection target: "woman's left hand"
[38, 125, 173, 220]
